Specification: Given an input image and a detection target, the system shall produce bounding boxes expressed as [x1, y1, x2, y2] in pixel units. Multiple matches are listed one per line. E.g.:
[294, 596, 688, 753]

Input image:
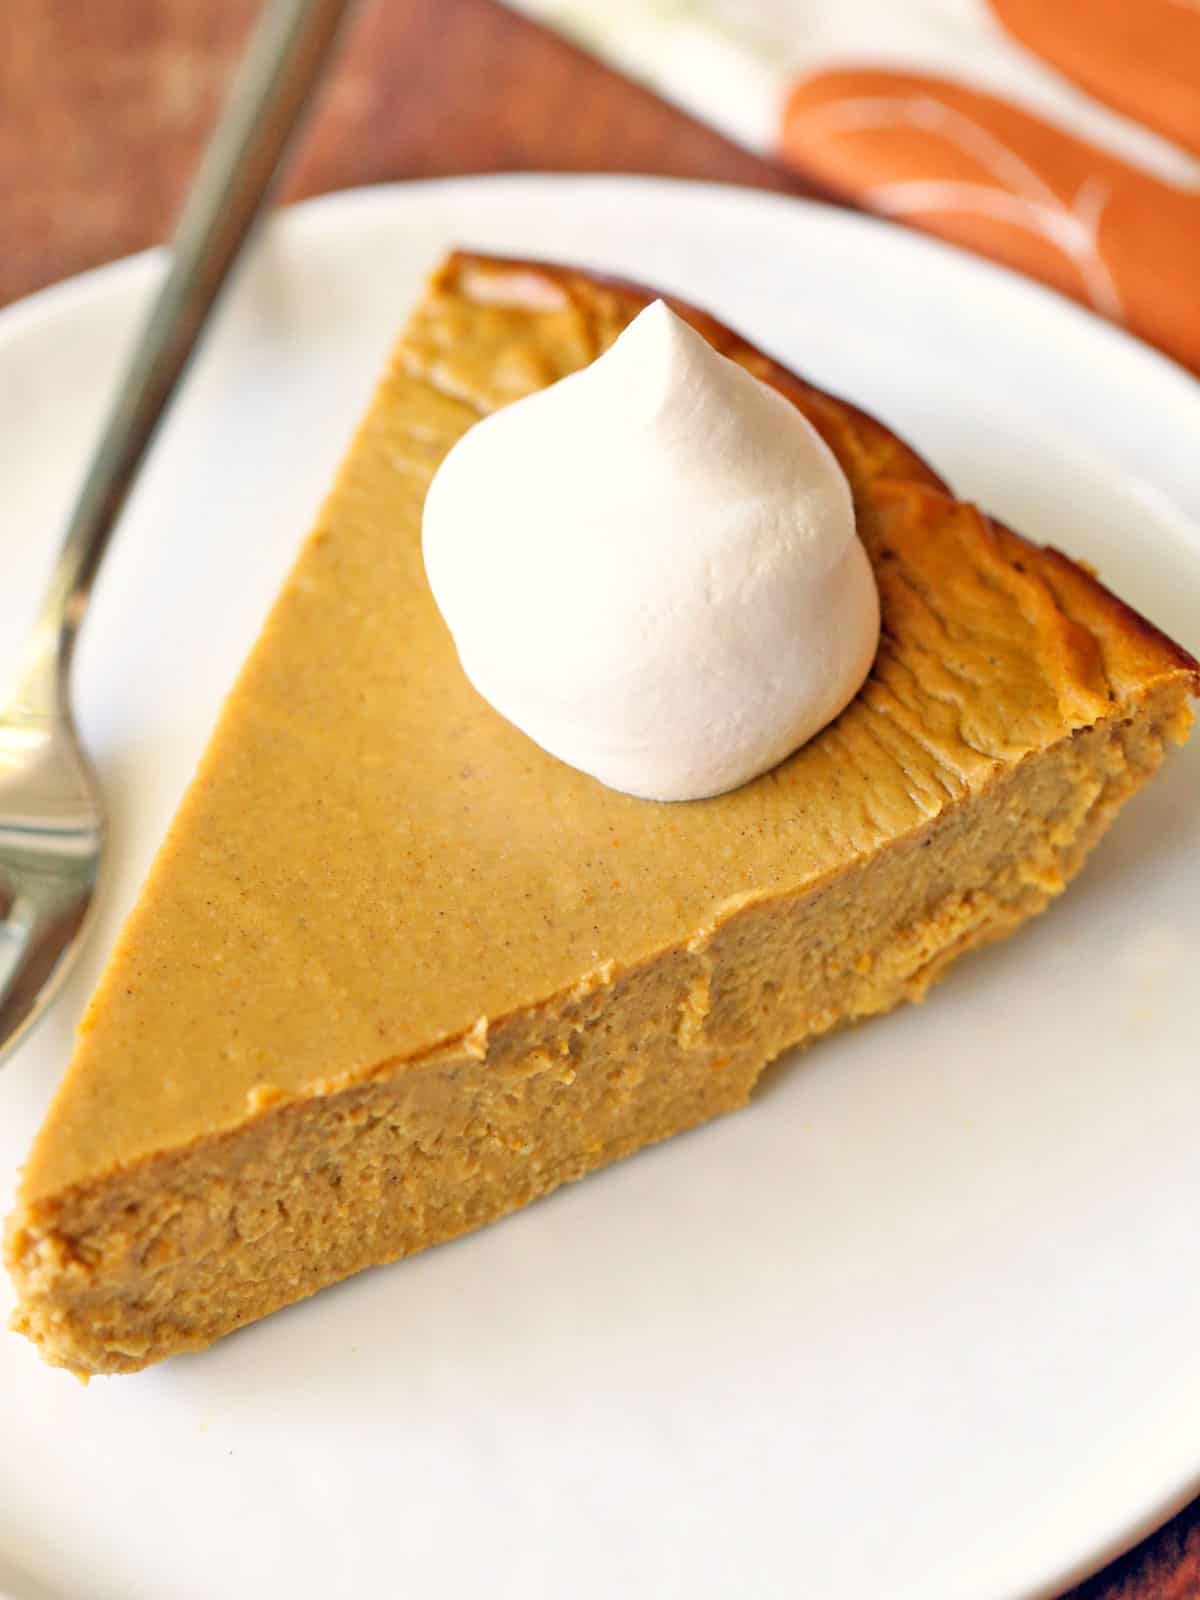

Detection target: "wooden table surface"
[3, 2, 1197, 1595]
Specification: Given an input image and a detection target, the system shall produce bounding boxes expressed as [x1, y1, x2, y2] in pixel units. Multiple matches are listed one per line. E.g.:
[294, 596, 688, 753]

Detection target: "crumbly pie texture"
[6, 252, 1197, 1377]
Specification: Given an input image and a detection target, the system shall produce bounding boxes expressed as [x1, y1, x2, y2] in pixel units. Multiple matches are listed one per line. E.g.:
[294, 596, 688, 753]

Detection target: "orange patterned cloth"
[510, 0, 1200, 374]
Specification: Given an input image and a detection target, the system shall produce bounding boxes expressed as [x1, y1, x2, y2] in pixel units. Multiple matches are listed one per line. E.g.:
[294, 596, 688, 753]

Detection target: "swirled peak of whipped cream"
[422, 300, 879, 802]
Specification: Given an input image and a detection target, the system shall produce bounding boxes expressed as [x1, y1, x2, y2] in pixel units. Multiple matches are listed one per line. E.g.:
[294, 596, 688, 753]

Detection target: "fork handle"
[22, 0, 357, 715]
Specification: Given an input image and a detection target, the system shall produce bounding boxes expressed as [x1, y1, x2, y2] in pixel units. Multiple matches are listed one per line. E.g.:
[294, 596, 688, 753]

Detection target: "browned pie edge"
[443, 249, 1200, 692]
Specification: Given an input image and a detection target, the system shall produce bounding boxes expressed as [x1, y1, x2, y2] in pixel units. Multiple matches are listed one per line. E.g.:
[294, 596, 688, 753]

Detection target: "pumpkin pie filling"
[5, 253, 1197, 1376]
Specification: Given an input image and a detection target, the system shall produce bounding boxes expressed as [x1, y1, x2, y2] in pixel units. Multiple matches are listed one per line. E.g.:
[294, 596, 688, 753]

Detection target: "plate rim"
[4, 172, 1200, 418]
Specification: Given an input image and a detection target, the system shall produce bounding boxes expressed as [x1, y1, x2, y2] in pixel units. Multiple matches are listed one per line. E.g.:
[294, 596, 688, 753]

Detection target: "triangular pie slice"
[7, 253, 1197, 1376]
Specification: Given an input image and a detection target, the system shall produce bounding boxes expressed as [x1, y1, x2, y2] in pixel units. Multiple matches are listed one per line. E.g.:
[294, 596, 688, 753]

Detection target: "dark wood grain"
[0, 0, 808, 308]
[2, 2, 1196, 1595]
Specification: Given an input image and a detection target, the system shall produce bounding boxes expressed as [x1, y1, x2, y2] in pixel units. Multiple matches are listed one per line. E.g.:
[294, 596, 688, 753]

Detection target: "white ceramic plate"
[1, 177, 1198, 1600]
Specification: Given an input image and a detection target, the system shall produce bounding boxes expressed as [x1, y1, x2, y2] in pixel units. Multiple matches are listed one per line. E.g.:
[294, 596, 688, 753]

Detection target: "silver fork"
[0, 0, 356, 1062]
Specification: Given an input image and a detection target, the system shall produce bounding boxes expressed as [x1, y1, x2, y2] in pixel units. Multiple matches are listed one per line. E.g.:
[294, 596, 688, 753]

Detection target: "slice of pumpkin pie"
[6, 252, 1196, 1376]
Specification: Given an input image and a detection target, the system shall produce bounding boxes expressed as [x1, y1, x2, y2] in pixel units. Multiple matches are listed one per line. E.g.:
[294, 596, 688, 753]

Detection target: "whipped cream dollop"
[422, 301, 879, 802]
